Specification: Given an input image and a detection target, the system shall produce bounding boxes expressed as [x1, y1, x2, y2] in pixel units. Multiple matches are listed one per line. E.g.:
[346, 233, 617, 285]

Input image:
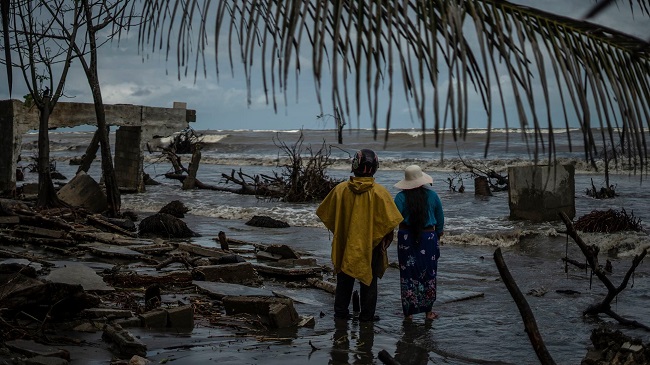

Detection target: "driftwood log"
[493, 248, 556, 365]
[559, 212, 649, 330]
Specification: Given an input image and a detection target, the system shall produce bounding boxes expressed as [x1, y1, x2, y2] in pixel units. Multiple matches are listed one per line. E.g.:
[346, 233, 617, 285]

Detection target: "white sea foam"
[576, 231, 650, 257]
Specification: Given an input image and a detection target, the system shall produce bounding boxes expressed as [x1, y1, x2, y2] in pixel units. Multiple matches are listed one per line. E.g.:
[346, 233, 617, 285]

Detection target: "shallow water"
[15, 129, 650, 364]
[113, 212, 649, 365]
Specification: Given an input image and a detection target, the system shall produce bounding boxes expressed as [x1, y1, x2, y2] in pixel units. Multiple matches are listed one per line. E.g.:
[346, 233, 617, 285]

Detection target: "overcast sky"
[1, 1, 648, 132]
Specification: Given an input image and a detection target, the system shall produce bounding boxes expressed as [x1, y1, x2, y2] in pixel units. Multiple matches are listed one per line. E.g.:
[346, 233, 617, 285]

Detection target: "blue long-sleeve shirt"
[394, 188, 444, 235]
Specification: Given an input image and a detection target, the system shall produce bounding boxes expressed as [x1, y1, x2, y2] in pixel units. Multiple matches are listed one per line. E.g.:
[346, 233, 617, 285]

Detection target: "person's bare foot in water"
[425, 311, 439, 320]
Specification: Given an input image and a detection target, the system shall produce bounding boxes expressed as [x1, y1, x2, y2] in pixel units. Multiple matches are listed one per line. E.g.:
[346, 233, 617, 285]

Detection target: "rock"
[245, 215, 290, 228]
[128, 355, 151, 365]
[138, 213, 199, 238]
[263, 244, 300, 259]
[158, 200, 190, 218]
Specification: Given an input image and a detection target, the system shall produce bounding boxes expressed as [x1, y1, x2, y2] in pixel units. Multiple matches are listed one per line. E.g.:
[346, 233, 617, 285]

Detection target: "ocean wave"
[137, 152, 632, 175]
[577, 231, 650, 257]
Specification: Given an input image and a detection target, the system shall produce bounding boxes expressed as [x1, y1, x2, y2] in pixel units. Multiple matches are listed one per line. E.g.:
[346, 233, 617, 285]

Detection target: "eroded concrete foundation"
[0, 99, 195, 194]
[508, 164, 576, 222]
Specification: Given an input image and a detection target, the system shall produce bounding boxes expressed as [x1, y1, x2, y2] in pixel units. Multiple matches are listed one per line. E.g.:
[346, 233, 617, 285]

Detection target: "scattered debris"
[0, 200, 330, 364]
[573, 208, 643, 233]
[583, 327, 650, 364]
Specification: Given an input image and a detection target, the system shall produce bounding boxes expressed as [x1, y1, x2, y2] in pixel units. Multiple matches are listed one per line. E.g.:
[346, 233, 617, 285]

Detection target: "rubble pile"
[0, 199, 326, 365]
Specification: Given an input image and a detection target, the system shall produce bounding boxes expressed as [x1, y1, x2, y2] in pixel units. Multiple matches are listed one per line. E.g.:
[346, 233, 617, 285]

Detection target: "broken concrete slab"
[252, 262, 321, 279]
[114, 317, 142, 328]
[45, 263, 114, 292]
[306, 278, 336, 294]
[272, 289, 325, 306]
[79, 243, 145, 259]
[0, 260, 40, 276]
[102, 325, 147, 358]
[0, 272, 45, 303]
[438, 290, 485, 304]
[222, 296, 300, 328]
[12, 225, 69, 239]
[5, 339, 70, 361]
[193, 262, 263, 286]
[82, 308, 134, 320]
[193, 281, 274, 300]
[255, 251, 283, 261]
[297, 316, 316, 328]
[24, 355, 69, 365]
[176, 242, 227, 258]
[56, 172, 108, 214]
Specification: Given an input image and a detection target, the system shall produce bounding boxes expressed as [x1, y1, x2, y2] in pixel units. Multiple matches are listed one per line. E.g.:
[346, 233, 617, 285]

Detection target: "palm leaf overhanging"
[136, 0, 650, 169]
[3, 1, 649, 169]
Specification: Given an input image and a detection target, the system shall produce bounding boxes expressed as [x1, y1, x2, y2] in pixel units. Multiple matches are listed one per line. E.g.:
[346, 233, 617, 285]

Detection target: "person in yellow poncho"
[316, 149, 403, 322]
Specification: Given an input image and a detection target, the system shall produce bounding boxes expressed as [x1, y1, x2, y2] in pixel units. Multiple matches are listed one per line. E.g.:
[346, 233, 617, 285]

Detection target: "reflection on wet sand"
[394, 320, 432, 365]
[329, 320, 376, 364]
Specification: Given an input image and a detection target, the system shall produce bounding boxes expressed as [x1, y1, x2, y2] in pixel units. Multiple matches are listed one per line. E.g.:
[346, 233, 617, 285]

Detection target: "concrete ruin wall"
[0, 99, 196, 193]
[508, 164, 576, 222]
[114, 126, 145, 193]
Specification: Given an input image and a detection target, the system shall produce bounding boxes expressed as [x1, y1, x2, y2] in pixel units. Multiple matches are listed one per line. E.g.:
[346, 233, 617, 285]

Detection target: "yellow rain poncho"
[316, 177, 403, 286]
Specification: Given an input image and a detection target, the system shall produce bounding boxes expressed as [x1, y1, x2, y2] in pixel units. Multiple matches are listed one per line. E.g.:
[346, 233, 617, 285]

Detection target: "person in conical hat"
[393, 164, 445, 321]
[316, 149, 403, 322]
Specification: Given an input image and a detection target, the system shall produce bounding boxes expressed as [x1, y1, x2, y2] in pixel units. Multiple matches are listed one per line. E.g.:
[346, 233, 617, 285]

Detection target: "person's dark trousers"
[334, 247, 380, 321]
[334, 271, 355, 320]
[358, 275, 378, 322]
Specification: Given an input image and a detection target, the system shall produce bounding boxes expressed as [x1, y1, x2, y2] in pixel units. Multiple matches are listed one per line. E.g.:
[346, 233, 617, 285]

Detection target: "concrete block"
[56, 171, 108, 213]
[166, 305, 194, 329]
[102, 325, 147, 358]
[508, 164, 575, 222]
[222, 296, 299, 328]
[268, 301, 300, 328]
[139, 309, 168, 329]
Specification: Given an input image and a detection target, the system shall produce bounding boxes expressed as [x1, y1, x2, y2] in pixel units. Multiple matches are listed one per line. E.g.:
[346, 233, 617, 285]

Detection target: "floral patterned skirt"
[397, 229, 440, 316]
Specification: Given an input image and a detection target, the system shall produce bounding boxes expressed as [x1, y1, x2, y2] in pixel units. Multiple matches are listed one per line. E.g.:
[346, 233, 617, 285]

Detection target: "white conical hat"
[394, 165, 433, 190]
